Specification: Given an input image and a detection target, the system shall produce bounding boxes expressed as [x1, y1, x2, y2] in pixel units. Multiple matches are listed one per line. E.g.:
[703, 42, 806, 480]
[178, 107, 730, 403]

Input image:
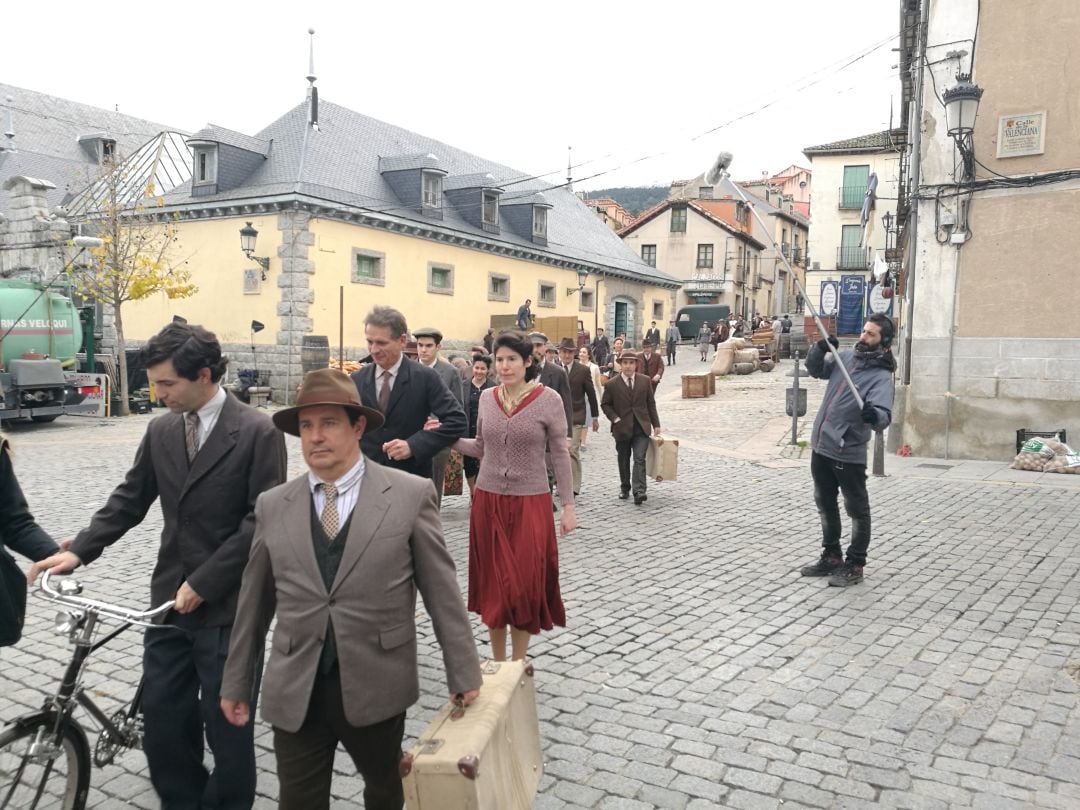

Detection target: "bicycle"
[0, 571, 173, 809]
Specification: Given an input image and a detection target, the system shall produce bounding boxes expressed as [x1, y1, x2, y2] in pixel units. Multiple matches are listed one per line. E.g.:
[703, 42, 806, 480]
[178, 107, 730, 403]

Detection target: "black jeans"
[811, 451, 872, 565]
[142, 616, 259, 810]
[616, 425, 650, 497]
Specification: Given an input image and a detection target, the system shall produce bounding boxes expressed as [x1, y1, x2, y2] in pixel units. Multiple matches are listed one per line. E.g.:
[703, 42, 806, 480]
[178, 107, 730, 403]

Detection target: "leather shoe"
[618, 490, 630, 500]
[634, 495, 646, 505]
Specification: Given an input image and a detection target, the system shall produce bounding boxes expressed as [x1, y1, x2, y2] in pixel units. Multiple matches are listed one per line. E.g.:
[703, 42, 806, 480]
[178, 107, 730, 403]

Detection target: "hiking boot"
[828, 563, 864, 587]
[800, 554, 843, 577]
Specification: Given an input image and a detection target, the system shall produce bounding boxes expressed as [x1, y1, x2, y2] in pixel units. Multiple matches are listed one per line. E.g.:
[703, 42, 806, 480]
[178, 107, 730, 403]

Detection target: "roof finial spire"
[306, 28, 319, 131]
[566, 146, 573, 191]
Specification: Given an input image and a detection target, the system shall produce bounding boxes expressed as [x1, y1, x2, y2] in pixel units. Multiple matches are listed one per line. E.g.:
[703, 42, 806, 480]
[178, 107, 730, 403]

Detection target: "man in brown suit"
[636, 338, 666, 390]
[556, 337, 599, 496]
[601, 351, 662, 505]
[30, 322, 287, 810]
[220, 369, 482, 810]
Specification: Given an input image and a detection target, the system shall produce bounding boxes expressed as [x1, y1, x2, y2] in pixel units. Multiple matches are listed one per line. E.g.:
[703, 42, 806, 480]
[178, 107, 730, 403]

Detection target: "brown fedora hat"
[618, 350, 639, 362]
[557, 337, 576, 351]
[272, 368, 385, 436]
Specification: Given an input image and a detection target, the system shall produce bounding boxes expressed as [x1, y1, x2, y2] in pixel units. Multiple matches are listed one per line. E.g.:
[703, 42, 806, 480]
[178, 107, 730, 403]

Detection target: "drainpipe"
[902, 0, 931, 385]
[594, 274, 602, 337]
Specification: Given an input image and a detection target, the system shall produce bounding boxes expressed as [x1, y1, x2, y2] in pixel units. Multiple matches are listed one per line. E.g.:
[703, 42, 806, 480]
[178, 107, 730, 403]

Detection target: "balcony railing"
[780, 242, 790, 258]
[837, 246, 871, 270]
[791, 247, 804, 265]
[838, 185, 868, 209]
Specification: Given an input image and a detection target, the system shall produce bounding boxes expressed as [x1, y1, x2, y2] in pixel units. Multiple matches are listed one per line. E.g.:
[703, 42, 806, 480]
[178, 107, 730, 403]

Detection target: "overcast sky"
[3, 0, 901, 192]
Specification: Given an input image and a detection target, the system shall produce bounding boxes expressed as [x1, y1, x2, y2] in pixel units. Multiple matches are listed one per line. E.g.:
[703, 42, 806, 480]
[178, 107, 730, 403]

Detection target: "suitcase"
[645, 435, 679, 482]
[401, 660, 542, 809]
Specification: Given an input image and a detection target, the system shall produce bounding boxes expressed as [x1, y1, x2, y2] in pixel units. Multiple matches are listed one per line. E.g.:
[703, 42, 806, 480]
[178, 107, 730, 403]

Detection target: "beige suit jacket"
[220, 461, 482, 732]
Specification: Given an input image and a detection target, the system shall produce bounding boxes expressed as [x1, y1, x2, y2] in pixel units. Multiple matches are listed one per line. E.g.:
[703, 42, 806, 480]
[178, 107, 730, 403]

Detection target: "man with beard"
[799, 313, 896, 587]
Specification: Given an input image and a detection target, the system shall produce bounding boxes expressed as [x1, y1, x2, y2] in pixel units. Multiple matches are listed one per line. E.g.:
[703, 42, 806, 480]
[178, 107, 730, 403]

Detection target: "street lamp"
[943, 74, 983, 179]
[566, 267, 589, 296]
[239, 221, 270, 278]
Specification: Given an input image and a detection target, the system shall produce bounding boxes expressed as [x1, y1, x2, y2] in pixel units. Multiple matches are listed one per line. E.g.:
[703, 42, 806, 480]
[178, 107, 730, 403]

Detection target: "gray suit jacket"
[427, 358, 464, 408]
[71, 393, 287, 627]
[221, 462, 482, 732]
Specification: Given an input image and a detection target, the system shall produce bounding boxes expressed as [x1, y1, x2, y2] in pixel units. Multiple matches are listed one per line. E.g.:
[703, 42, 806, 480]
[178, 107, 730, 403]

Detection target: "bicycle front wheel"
[0, 716, 90, 810]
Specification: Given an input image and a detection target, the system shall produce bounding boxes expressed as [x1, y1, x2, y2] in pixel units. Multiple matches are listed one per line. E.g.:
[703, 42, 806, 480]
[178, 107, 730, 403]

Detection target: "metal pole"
[791, 349, 800, 445]
[339, 285, 344, 372]
[722, 174, 864, 408]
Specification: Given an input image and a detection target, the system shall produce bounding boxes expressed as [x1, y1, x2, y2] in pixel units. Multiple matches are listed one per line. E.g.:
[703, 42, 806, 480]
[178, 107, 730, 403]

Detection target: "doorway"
[614, 301, 629, 342]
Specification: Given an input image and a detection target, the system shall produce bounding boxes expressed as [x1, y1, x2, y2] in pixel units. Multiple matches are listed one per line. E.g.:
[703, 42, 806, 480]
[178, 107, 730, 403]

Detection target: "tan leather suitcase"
[401, 660, 542, 809]
[646, 434, 679, 481]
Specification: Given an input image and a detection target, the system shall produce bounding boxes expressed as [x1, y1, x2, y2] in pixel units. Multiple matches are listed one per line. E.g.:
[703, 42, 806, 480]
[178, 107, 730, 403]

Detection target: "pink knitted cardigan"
[453, 385, 574, 507]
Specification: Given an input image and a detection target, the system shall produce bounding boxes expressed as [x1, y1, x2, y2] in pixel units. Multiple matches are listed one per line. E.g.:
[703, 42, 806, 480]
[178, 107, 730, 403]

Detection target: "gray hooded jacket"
[807, 343, 895, 464]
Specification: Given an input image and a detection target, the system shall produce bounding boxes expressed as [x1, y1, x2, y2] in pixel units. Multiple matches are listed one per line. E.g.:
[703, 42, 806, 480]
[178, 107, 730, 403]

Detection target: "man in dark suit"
[636, 339, 666, 390]
[601, 351, 662, 506]
[412, 326, 464, 506]
[556, 337, 599, 496]
[221, 369, 481, 810]
[529, 331, 572, 437]
[590, 327, 611, 369]
[351, 307, 467, 481]
[644, 321, 662, 349]
[30, 322, 287, 810]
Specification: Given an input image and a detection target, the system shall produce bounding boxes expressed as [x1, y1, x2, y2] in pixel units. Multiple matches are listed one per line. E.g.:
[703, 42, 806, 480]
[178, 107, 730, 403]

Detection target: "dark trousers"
[142, 617, 258, 810]
[811, 451, 872, 565]
[616, 425, 650, 497]
[274, 666, 406, 810]
[666, 341, 677, 365]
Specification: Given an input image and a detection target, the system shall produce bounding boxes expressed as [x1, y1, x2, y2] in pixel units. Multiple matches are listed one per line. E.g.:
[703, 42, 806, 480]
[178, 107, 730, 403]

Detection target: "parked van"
[675, 305, 731, 341]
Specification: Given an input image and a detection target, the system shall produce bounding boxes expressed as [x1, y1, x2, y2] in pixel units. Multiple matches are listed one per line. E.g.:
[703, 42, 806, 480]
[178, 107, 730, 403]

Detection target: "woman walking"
[455, 331, 575, 662]
[464, 355, 496, 495]
[697, 322, 712, 361]
[1, 434, 59, 648]
[577, 346, 603, 451]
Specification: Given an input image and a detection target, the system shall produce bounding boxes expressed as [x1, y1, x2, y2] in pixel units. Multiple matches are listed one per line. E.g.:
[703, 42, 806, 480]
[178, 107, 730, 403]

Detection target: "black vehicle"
[675, 305, 731, 341]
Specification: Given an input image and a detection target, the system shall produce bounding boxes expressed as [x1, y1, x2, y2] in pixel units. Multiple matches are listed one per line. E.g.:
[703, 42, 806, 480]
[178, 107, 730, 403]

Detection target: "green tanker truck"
[0, 279, 89, 422]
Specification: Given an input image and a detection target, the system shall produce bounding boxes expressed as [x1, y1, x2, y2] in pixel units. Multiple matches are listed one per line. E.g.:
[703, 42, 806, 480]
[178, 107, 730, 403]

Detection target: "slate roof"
[802, 128, 906, 156]
[159, 98, 674, 286]
[0, 82, 183, 216]
[188, 125, 269, 155]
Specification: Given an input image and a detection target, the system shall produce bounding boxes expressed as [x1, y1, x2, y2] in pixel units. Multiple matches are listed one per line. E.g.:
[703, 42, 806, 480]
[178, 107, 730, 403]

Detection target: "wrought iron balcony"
[838, 185, 868, 209]
[780, 242, 790, 258]
[837, 246, 871, 270]
[791, 247, 804, 265]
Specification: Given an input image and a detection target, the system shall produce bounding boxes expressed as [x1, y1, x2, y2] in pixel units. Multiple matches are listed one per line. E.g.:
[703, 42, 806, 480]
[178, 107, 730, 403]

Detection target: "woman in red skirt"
[454, 330, 576, 661]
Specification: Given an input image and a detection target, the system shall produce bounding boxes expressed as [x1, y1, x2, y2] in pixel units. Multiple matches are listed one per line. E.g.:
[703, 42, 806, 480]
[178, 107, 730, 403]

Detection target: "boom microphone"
[73, 236, 105, 249]
[704, 151, 734, 185]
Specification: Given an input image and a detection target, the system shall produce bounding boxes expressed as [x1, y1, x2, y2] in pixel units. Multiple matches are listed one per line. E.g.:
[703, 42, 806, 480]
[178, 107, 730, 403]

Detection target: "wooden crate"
[681, 373, 710, 399]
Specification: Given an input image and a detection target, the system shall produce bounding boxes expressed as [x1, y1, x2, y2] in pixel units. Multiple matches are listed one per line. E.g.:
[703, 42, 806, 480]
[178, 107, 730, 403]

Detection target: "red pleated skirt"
[468, 489, 566, 634]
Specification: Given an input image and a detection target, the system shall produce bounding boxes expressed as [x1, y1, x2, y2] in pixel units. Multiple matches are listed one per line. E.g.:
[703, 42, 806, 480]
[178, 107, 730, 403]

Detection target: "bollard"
[872, 429, 885, 476]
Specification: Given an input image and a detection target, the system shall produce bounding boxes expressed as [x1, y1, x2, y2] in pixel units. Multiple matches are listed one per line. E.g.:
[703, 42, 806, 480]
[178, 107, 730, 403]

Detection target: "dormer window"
[532, 206, 547, 238]
[194, 145, 218, 186]
[422, 171, 442, 210]
[482, 192, 499, 227]
[101, 139, 116, 163]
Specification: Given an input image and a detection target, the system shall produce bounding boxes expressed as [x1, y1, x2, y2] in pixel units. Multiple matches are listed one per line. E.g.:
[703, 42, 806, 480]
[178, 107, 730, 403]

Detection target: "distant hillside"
[581, 186, 668, 217]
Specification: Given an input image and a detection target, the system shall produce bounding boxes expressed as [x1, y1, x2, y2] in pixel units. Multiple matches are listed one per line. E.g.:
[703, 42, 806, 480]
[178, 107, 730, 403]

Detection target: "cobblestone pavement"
[4, 345, 1080, 808]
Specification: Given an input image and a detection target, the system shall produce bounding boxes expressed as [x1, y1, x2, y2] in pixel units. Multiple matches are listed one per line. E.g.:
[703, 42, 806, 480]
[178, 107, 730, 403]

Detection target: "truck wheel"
[31, 415, 60, 423]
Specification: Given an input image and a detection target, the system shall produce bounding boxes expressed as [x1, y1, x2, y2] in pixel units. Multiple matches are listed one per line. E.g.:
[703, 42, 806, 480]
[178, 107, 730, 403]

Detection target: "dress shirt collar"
[622, 373, 635, 386]
[378, 354, 405, 379]
[308, 454, 365, 497]
[185, 385, 226, 449]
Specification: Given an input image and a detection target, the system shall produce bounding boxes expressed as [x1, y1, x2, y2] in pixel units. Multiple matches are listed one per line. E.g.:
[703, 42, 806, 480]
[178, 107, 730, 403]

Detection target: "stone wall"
[0, 176, 72, 281]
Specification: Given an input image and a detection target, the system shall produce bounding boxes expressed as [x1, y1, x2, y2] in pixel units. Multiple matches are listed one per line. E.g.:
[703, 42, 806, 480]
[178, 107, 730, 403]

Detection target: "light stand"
[705, 151, 865, 407]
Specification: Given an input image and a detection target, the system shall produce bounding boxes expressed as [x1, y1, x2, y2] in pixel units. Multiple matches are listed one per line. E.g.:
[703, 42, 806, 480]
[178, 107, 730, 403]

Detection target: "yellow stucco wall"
[122, 214, 674, 346]
[121, 215, 283, 345]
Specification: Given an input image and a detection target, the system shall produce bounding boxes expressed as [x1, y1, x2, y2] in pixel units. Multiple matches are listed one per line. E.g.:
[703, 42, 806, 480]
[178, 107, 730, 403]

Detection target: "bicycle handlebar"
[38, 570, 176, 627]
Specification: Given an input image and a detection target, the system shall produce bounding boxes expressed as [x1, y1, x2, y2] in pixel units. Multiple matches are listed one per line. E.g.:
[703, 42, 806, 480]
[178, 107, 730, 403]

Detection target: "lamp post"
[943, 75, 983, 180]
[239, 221, 270, 278]
[566, 267, 589, 296]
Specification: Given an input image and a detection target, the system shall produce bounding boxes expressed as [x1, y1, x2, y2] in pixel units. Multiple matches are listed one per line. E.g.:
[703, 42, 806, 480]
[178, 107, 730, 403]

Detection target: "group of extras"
[0, 304, 672, 810]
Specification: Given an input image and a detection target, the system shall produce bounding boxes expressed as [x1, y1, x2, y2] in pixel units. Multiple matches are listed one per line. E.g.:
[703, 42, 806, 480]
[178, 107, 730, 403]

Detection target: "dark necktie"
[378, 370, 392, 413]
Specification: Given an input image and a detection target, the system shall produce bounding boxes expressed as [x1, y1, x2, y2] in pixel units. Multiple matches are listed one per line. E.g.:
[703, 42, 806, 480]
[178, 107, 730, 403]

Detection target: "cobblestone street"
[4, 348, 1080, 808]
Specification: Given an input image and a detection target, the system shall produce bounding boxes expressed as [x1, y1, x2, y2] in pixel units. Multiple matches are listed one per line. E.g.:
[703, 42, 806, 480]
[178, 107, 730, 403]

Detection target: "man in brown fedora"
[601, 351, 662, 505]
[557, 337, 598, 496]
[220, 368, 482, 810]
[636, 338, 665, 390]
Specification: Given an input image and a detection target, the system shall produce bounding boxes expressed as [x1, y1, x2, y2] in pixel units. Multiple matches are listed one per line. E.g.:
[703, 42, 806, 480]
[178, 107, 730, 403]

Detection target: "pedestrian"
[516, 298, 533, 331]
[577, 346, 603, 452]
[733, 316, 745, 338]
[412, 326, 466, 506]
[1, 433, 59, 649]
[557, 337, 599, 497]
[664, 319, 680, 366]
[603, 335, 626, 378]
[771, 315, 783, 343]
[465, 355, 495, 495]
[350, 307, 467, 481]
[644, 321, 661, 349]
[590, 327, 611, 369]
[219, 368, 482, 810]
[697, 322, 711, 361]
[482, 327, 495, 355]
[636, 339, 665, 390]
[781, 313, 793, 333]
[709, 321, 722, 356]
[600, 351, 662, 505]
[800, 314, 896, 587]
[29, 321, 287, 810]
[454, 330, 575, 662]
[717, 319, 731, 346]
